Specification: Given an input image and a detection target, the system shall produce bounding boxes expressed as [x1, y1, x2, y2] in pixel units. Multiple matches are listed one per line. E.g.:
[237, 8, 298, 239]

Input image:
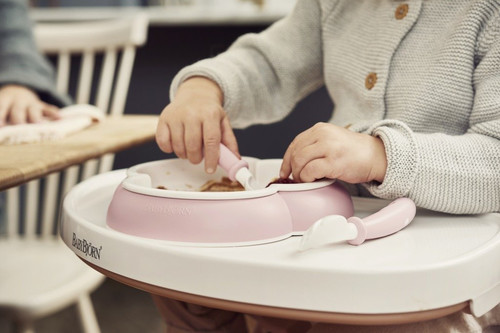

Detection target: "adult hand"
[0, 84, 60, 126]
[156, 76, 239, 174]
[280, 122, 387, 184]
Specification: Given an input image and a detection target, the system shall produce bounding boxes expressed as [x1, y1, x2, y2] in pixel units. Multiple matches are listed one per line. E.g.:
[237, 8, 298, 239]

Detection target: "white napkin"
[0, 104, 105, 145]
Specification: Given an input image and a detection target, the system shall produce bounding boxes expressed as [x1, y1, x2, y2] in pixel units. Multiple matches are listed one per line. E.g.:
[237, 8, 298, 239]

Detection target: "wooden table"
[0, 114, 158, 191]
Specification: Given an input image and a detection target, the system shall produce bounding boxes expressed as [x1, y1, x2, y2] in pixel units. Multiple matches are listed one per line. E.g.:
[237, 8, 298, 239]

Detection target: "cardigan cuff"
[363, 119, 418, 199]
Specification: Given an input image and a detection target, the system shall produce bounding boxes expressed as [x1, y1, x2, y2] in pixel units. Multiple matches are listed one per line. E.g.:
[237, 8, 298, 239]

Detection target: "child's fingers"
[280, 145, 293, 179]
[289, 144, 323, 182]
[184, 120, 203, 165]
[202, 120, 222, 174]
[280, 130, 317, 180]
[156, 120, 173, 153]
[169, 122, 186, 159]
[299, 158, 332, 183]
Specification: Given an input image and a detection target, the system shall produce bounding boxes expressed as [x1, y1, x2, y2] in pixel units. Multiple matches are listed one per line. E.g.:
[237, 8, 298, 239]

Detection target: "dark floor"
[0, 278, 165, 333]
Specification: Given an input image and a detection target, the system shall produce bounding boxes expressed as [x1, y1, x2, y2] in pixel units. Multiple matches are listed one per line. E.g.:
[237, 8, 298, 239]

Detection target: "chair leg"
[13, 319, 35, 333]
[76, 294, 101, 333]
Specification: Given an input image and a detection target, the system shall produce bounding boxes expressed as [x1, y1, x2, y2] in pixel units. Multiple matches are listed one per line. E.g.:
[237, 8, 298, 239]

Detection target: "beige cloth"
[0, 104, 104, 144]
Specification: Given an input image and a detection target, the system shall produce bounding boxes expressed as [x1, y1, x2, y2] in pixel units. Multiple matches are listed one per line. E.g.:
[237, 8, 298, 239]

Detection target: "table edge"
[84, 259, 468, 326]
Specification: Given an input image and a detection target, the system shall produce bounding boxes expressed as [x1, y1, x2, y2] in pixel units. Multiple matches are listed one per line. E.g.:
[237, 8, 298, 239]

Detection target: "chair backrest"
[3, 14, 149, 239]
[34, 14, 148, 117]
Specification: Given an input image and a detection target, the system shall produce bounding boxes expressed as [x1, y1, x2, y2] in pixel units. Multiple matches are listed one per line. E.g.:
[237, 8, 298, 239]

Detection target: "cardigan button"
[365, 72, 377, 90]
[395, 4, 409, 20]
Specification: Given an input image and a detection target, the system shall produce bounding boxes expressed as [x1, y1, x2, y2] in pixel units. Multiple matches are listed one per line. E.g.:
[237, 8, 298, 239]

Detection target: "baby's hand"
[156, 77, 239, 174]
[280, 122, 387, 184]
[0, 84, 60, 126]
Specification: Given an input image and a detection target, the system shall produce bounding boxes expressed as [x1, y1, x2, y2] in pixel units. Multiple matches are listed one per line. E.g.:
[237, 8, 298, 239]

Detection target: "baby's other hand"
[280, 122, 387, 184]
[0, 84, 60, 126]
[156, 77, 239, 174]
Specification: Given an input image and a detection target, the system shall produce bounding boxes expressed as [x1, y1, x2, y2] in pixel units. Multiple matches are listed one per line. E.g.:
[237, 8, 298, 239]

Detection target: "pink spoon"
[218, 143, 258, 190]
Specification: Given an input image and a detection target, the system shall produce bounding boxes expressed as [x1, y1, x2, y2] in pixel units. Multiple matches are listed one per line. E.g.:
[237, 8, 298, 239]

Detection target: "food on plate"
[266, 177, 297, 187]
[156, 177, 299, 192]
[199, 177, 245, 192]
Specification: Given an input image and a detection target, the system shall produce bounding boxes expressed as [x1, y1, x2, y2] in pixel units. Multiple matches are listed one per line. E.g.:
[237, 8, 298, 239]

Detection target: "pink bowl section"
[280, 183, 354, 233]
[107, 185, 293, 245]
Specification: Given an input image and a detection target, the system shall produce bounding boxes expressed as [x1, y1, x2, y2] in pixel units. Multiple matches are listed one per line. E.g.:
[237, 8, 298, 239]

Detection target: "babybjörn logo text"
[72, 233, 102, 260]
[144, 203, 192, 216]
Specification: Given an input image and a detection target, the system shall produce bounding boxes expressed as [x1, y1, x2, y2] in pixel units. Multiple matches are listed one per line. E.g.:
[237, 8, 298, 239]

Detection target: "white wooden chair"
[0, 13, 149, 333]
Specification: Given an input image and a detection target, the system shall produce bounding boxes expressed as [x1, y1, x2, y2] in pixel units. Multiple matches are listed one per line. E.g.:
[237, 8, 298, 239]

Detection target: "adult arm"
[0, 0, 70, 108]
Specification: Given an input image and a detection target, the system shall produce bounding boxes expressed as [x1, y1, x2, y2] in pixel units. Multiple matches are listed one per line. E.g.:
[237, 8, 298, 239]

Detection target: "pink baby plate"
[106, 157, 354, 246]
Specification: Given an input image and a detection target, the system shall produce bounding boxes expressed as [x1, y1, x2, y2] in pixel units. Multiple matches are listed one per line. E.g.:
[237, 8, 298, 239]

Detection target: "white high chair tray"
[61, 170, 500, 325]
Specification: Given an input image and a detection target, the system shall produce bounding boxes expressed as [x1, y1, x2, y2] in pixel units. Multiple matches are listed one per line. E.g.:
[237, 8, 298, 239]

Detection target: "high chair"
[0, 13, 149, 333]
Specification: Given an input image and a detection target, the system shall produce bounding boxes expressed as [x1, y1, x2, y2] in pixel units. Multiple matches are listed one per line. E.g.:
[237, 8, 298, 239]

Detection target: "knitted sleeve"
[364, 14, 500, 214]
[170, 0, 326, 129]
[0, 0, 70, 106]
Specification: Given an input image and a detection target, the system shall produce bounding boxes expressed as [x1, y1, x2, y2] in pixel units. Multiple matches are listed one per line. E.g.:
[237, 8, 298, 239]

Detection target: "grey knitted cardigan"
[0, 0, 69, 106]
[171, 0, 500, 214]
